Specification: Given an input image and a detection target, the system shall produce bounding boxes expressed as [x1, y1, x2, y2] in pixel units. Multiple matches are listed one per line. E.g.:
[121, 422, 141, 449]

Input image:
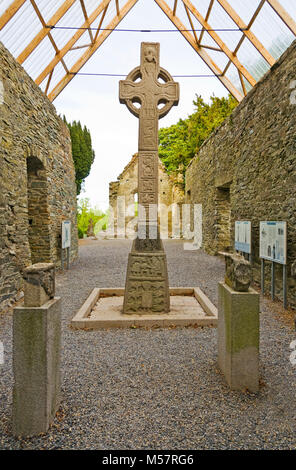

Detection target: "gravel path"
[0, 239, 295, 449]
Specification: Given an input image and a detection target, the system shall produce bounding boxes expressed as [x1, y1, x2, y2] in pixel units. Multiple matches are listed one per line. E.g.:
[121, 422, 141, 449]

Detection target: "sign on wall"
[235, 221, 251, 254]
[62, 220, 71, 249]
[260, 221, 287, 265]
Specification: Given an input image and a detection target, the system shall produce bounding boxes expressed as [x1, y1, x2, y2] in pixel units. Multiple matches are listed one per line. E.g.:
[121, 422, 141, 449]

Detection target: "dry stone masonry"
[0, 42, 78, 312]
[186, 40, 296, 307]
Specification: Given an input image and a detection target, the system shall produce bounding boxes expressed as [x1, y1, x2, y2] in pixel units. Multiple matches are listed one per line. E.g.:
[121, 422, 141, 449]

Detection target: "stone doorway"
[26, 156, 51, 264]
[215, 186, 231, 252]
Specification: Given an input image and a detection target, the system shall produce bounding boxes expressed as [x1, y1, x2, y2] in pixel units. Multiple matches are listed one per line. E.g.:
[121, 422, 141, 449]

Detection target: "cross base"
[123, 237, 170, 314]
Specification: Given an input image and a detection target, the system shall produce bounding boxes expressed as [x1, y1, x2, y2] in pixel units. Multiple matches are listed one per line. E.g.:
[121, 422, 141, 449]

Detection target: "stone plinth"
[218, 282, 260, 393]
[71, 287, 218, 329]
[23, 262, 55, 307]
[13, 263, 61, 437]
[123, 238, 170, 314]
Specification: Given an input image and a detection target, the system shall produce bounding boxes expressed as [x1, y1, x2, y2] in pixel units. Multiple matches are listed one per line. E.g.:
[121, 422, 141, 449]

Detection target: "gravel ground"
[0, 239, 295, 450]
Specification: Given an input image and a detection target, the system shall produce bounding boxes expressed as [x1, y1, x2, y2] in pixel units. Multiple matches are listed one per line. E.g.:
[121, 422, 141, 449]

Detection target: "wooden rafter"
[17, 0, 76, 64]
[154, 0, 243, 102]
[216, 0, 276, 66]
[115, 0, 120, 16]
[29, 0, 68, 74]
[266, 0, 296, 36]
[94, 4, 109, 42]
[238, 71, 247, 96]
[48, 0, 139, 101]
[35, 0, 112, 87]
[45, 69, 54, 96]
[199, 0, 214, 43]
[0, 0, 26, 30]
[184, 3, 199, 45]
[80, 0, 94, 43]
[182, 0, 256, 86]
[221, 1, 267, 82]
[247, 0, 265, 30]
[173, 0, 178, 16]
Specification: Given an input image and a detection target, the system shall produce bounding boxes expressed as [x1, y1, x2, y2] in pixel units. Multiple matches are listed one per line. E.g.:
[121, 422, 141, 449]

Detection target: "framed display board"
[235, 221, 251, 254]
[62, 220, 71, 249]
[260, 221, 287, 265]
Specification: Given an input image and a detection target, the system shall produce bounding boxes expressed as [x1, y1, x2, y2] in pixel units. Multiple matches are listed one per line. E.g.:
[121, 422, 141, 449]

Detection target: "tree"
[64, 117, 95, 194]
[77, 198, 106, 238]
[158, 94, 237, 181]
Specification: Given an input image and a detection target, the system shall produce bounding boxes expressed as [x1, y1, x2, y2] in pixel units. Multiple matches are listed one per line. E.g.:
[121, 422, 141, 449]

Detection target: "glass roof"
[0, 0, 295, 101]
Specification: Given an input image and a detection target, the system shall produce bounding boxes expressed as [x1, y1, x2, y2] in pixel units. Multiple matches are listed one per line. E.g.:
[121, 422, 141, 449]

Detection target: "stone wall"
[0, 42, 78, 311]
[186, 40, 296, 307]
[109, 153, 185, 238]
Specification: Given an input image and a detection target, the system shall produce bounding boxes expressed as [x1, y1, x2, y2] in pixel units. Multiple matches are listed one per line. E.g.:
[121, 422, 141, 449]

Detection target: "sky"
[53, 0, 228, 211]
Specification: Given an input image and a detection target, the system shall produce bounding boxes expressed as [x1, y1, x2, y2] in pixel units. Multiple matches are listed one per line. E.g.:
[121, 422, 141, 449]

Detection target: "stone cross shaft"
[119, 42, 179, 219]
[119, 43, 179, 315]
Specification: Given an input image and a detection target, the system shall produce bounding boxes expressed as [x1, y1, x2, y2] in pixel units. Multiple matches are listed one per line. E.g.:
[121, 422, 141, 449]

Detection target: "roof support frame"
[199, 0, 214, 43]
[216, 0, 276, 66]
[35, 0, 112, 87]
[154, 0, 243, 102]
[0, 0, 295, 101]
[182, 0, 256, 86]
[17, 0, 76, 65]
[29, 0, 69, 74]
[266, 0, 296, 36]
[79, 0, 94, 43]
[0, 0, 26, 31]
[48, 0, 139, 101]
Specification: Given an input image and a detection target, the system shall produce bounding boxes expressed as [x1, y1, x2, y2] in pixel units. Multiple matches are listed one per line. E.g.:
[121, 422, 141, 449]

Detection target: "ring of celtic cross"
[122, 66, 177, 119]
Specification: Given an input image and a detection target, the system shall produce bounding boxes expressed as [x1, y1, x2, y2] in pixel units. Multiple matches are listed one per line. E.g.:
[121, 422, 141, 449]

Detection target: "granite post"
[13, 263, 61, 437]
[218, 253, 260, 393]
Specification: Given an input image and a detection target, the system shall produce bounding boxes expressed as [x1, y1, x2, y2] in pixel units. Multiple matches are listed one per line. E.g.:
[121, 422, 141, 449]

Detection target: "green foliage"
[64, 117, 95, 195]
[158, 94, 237, 178]
[77, 198, 107, 238]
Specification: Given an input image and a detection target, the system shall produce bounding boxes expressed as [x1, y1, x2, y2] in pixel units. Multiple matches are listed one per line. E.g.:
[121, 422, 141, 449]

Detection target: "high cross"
[119, 42, 179, 221]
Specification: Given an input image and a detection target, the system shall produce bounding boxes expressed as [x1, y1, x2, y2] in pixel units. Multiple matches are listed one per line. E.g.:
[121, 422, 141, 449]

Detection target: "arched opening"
[26, 156, 51, 264]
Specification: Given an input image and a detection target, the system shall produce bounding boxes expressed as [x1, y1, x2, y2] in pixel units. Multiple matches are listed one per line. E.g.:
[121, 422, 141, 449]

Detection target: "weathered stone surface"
[123, 241, 170, 314]
[221, 252, 252, 292]
[23, 262, 55, 307]
[119, 43, 179, 313]
[218, 282, 260, 393]
[13, 296, 61, 437]
[0, 42, 78, 312]
[185, 40, 296, 307]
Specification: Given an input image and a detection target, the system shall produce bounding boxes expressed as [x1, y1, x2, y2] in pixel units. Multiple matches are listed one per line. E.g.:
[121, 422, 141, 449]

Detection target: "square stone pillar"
[13, 263, 61, 437]
[218, 282, 260, 393]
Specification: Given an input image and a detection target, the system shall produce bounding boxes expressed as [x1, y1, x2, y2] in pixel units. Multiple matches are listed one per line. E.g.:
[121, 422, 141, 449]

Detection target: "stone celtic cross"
[119, 42, 179, 222]
[119, 42, 179, 314]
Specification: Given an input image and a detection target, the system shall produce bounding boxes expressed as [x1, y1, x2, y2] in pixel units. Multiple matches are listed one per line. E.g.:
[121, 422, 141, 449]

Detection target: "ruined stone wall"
[186, 40, 296, 307]
[0, 42, 78, 311]
[109, 153, 185, 237]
